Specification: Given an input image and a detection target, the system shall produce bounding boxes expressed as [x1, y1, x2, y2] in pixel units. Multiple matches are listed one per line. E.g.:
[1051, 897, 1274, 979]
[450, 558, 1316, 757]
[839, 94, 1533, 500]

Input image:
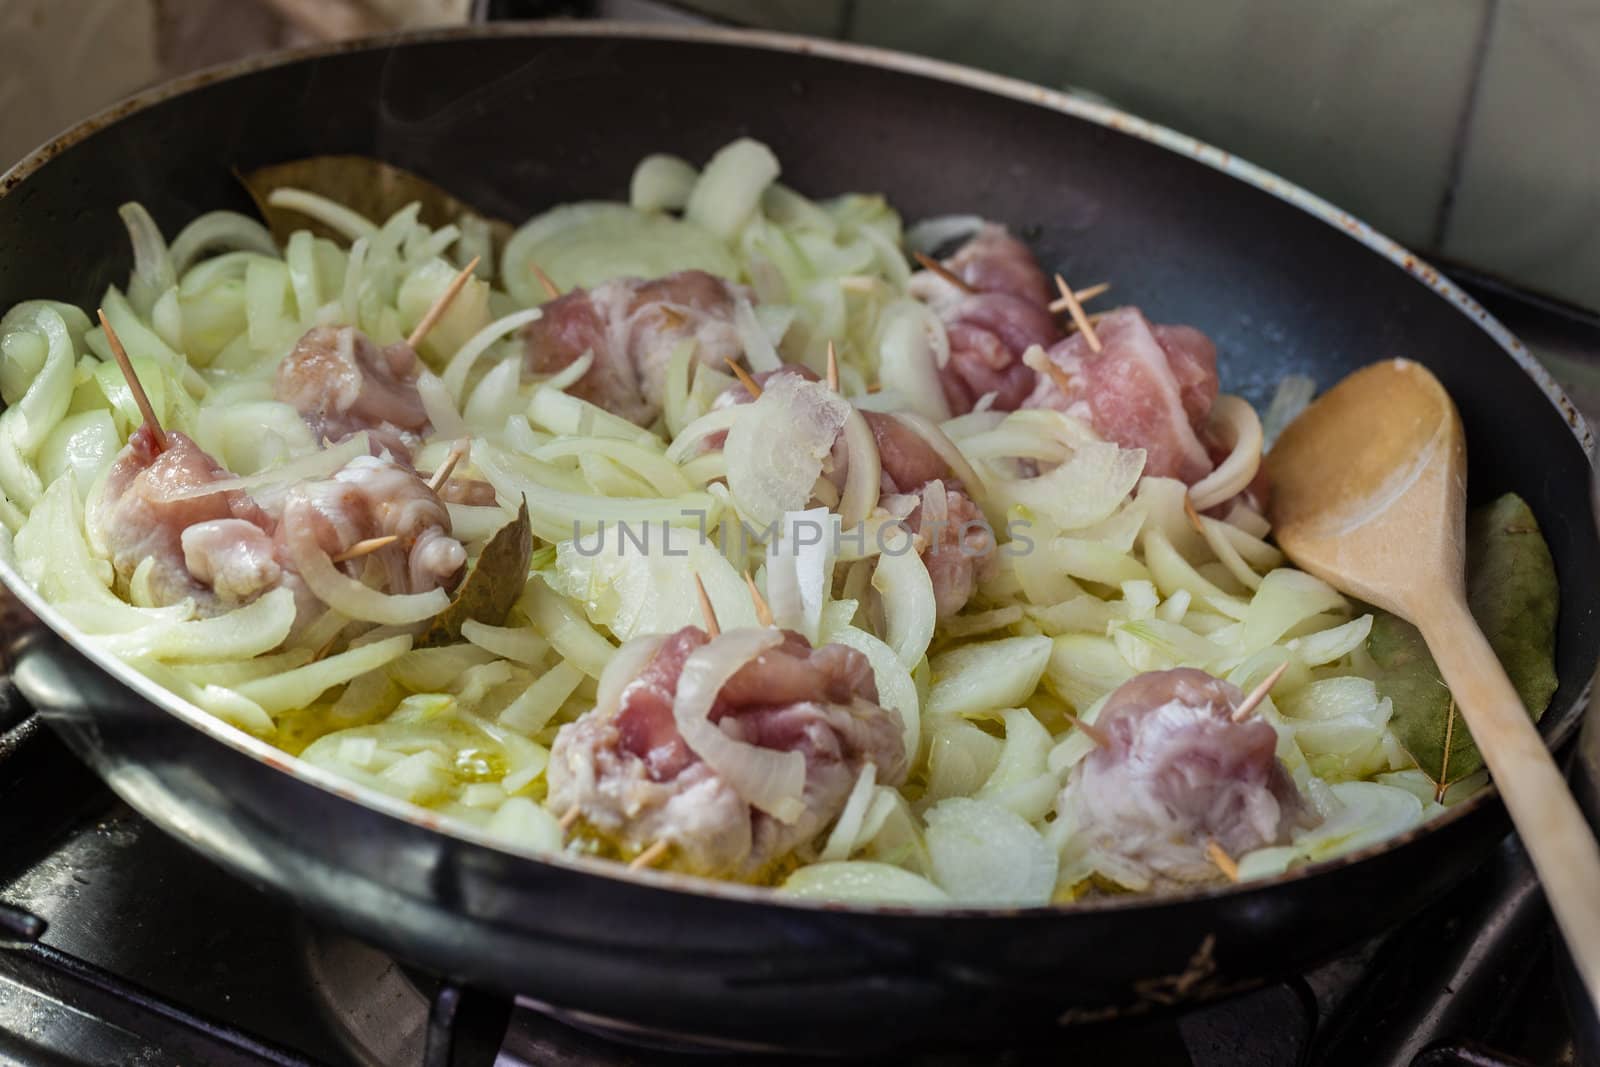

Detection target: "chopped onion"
[119, 202, 177, 318]
[1188, 395, 1263, 512]
[725, 375, 850, 530]
[417, 370, 468, 438]
[876, 299, 951, 420]
[165, 433, 369, 502]
[835, 407, 880, 532]
[594, 634, 667, 719]
[442, 307, 543, 400]
[819, 763, 879, 861]
[685, 138, 781, 241]
[734, 297, 781, 372]
[765, 507, 836, 643]
[537, 349, 594, 393]
[283, 500, 451, 624]
[672, 628, 806, 822]
[871, 523, 936, 667]
[169, 211, 279, 276]
[266, 188, 379, 243]
[630, 153, 700, 213]
[904, 214, 985, 255]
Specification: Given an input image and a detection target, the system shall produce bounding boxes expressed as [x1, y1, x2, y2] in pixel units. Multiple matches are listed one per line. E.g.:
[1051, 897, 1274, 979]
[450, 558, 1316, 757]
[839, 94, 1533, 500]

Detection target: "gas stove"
[0, 273, 1594, 1066]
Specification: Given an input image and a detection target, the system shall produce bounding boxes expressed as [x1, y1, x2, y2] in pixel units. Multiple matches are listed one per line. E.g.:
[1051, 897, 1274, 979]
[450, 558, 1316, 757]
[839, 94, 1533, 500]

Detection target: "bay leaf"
[1371, 493, 1559, 795]
[416, 500, 533, 649]
[237, 155, 513, 253]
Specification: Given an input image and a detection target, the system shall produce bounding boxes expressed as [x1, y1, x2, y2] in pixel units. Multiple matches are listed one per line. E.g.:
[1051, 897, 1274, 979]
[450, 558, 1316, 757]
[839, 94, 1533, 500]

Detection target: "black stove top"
[1, 277, 1595, 1067]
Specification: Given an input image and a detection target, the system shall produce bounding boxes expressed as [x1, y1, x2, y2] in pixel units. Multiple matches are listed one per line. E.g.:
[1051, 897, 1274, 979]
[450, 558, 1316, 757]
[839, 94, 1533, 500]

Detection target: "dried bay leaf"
[1372, 493, 1559, 795]
[238, 155, 513, 252]
[417, 500, 533, 649]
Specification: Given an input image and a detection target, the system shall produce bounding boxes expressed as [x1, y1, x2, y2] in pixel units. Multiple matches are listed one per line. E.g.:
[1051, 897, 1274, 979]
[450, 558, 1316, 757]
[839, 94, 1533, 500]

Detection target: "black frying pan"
[0, 24, 1594, 1055]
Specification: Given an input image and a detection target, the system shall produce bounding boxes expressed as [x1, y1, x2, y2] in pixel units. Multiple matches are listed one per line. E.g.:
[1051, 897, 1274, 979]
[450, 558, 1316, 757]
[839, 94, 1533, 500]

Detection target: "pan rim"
[0, 20, 1591, 920]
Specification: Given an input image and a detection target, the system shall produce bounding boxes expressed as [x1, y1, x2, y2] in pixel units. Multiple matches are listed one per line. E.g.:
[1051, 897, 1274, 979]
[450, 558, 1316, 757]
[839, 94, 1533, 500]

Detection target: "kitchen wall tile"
[1441, 0, 1600, 309]
[838, 0, 1488, 251]
[670, 0, 847, 37]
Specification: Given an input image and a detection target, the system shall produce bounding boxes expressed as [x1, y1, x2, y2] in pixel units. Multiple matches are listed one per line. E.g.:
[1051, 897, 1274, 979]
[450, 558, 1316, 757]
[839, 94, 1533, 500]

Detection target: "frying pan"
[0, 23, 1594, 1054]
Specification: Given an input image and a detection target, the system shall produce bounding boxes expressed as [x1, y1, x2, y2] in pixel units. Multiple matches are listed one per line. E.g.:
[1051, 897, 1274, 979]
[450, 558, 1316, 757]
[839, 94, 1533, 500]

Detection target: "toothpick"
[1231, 662, 1290, 722]
[629, 839, 670, 871]
[725, 358, 763, 400]
[693, 574, 721, 638]
[744, 571, 774, 627]
[559, 805, 580, 832]
[1062, 708, 1112, 749]
[1053, 274, 1102, 353]
[332, 535, 399, 563]
[97, 309, 166, 451]
[825, 342, 840, 393]
[1023, 346, 1076, 398]
[1048, 280, 1111, 313]
[913, 251, 975, 294]
[1206, 839, 1240, 883]
[530, 262, 561, 301]
[1183, 493, 1207, 535]
[406, 255, 481, 349]
[427, 437, 470, 494]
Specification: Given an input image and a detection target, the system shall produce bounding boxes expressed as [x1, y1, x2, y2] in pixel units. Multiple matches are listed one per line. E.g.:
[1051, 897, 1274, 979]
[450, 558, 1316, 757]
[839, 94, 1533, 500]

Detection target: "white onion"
[594, 634, 668, 719]
[283, 500, 450, 624]
[672, 628, 806, 822]
[630, 153, 699, 213]
[904, 214, 985, 254]
[266, 188, 379, 242]
[876, 299, 951, 420]
[871, 523, 936, 666]
[442, 307, 543, 400]
[734, 297, 781, 372]
[725, 376, 850, 530]
[119, 202, 176, 318]
[819, 763, 879, 861]
[168, 211, 279, 276]
[1188, 395, 1263, 512]
[835, 408, 881, 532]
[538, 349, 594, 393]
[165, 433, 369, 502]
[417, 370, 468, 438]
[685, 138, 781, 241]
[765, 507, 836, 643]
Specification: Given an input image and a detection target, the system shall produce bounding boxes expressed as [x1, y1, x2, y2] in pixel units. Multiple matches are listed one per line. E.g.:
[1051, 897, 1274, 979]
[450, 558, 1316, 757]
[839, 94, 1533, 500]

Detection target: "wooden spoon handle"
[1423, 600, 1600, 1014]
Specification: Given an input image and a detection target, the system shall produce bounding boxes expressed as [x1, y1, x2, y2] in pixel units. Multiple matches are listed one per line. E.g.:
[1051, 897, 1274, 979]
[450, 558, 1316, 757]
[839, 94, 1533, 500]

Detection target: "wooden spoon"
[1267, 357, 1600, 1013]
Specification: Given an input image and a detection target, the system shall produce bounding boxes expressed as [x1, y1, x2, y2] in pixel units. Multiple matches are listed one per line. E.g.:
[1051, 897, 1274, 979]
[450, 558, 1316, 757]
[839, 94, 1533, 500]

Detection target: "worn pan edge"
[0, 20, 1591, 919]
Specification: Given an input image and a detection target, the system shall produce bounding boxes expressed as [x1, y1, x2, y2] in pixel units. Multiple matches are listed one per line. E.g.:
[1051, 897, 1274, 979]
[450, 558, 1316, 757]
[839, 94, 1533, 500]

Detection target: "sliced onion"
[819, 762, 879, 861]
[417, 371, 467, 438]
[871, 523, 936, 667]
[538, 349, 594, 393]
[726, 376, 850, 530]
[685, 138, 781, 241]
[904, 214, 985, 255]
[734, 297, 781, 372]
[1001, 439, 1145, 532]
[164, 433, 369, 502]
[119, 202, 177, 318]
[442, 307, 543, 400]
[766, 507, 836, 643]
[892, 411, 991, 516]
[666, 406, 742, 464]
[1189, 395, 1263, 512]
[266, 188, 379, 243]
[595, 633, 667, 718]
[283, 500, 451, 624]
[630, 153, 699, 213]
[169, 211, 279, 276]
[672, 628, 806, 822]
[876, 299, 951, 420]
[836, 408, 881, 532]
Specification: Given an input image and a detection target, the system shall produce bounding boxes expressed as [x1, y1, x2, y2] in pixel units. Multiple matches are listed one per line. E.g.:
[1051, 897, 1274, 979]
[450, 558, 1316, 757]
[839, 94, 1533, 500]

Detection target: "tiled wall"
[678, 0, 1599, 312]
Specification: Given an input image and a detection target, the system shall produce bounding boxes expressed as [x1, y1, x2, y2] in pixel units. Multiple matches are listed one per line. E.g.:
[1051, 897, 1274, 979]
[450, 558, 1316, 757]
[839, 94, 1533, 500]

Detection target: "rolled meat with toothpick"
[547, 575, 907, 880]
[1055, 667, 1315, 892]
[907, 224, 1063, 414]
